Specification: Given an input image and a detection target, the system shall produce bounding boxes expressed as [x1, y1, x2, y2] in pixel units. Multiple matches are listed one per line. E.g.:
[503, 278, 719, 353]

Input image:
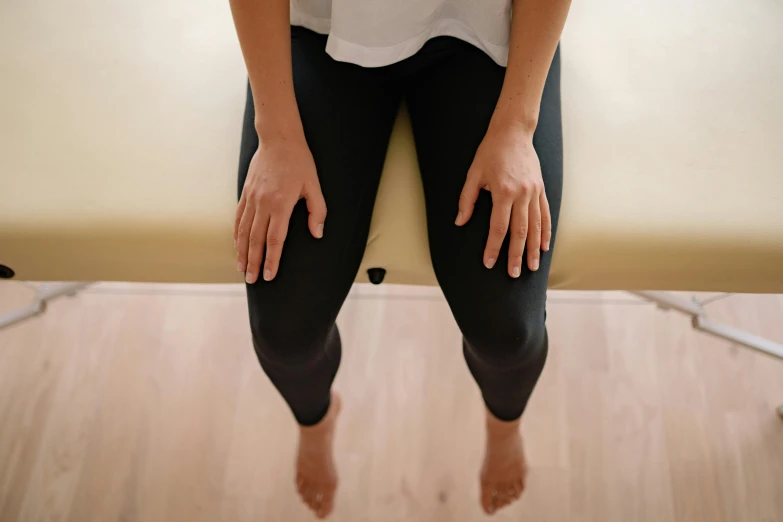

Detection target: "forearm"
[491, 0, 571, 135]
[229, 0, 304, 141]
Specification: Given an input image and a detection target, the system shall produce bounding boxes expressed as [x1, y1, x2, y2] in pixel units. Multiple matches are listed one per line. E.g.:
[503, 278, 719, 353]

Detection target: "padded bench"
[1, 1, 782, 289]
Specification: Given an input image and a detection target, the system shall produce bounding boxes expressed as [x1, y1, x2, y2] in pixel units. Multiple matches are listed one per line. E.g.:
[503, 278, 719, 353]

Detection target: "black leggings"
[238, 27, 563, 426]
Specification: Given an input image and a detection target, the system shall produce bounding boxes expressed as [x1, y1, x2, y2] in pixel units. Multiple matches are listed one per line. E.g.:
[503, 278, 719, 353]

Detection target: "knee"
[462, 309, 548, 369]
[250, 307, 334, 367]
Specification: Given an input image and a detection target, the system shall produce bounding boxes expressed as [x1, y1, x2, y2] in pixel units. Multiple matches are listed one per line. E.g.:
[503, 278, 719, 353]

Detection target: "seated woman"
[229, 0, 570, 517]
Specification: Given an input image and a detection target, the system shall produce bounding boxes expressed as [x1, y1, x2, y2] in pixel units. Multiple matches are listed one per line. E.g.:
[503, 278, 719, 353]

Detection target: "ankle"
[299, 393, 340, 438]
[485, 409, 521, 442]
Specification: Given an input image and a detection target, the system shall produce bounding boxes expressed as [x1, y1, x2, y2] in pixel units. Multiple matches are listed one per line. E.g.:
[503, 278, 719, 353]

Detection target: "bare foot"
[295, 393, 341, 518]
[479, 409, 527, 515]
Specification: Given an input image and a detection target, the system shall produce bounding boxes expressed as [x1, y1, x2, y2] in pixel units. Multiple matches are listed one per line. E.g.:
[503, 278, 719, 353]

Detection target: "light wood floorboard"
[1, 283, 782, 522]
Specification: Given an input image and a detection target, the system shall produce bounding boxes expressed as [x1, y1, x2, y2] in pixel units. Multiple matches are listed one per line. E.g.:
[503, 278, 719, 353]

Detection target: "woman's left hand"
[455, 123, 551, 278]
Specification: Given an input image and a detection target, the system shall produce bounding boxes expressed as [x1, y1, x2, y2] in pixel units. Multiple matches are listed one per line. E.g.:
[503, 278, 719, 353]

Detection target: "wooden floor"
[1, 282, 782, 522]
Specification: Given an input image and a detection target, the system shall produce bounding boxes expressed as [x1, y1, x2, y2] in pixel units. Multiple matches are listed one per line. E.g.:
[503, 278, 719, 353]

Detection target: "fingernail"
[237, 262, 245, 272]
[532, 258, 539, 271]
[512, 266, 521, 278]
[455, 211, 463, 225]
[316, 224, 324, 239]
[486, 258, 496, 269]
[263, 269, 272, 281]
[245, 272, 256, 284]
[544, 241, 550, 251]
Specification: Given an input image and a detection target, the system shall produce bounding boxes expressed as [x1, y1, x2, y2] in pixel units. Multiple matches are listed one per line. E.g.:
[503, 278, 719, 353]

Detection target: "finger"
[234, 191, 247, 249]
[540, 191, 552, 251]
[236, 200, 256, 273]
[484, 198, 512, 269]
[508, 202, 527, 278]
[263, 200, 295, 281]
[527, 195, 542, 271]
[304, 182, 327, 239]
[245, 209, 270, 284]
[456, 171, 481, 226]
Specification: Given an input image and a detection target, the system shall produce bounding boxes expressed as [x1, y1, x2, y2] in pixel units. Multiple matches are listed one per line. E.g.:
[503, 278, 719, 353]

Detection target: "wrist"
[487, 113, 537, 143]
[254, 116, 305, 146]
[489, 100, 539, 139]
[489, 109, 538, 137]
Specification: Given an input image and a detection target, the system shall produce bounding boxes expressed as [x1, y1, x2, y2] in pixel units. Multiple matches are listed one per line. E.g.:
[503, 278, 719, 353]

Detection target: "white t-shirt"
[290, 0, 511, 67]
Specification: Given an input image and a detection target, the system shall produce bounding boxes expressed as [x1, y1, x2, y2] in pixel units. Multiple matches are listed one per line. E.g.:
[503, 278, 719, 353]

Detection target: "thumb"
[456, 171, 480, 226]
[304, 182, 327, 239]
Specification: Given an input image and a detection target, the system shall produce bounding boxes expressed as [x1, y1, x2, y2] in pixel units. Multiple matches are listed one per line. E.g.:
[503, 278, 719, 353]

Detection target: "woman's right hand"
[235, 136, 326, 284]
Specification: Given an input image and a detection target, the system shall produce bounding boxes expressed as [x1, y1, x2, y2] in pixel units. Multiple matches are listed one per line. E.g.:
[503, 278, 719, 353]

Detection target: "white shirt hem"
[291, 11, 508, 68]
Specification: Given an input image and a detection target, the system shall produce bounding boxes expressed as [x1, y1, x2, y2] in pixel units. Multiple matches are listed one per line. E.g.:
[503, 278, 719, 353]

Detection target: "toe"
[480, 487, 491, 513]
[495, 492, 510, 510]
[322, 491, 337, 517]
[481, 485, 497, 514]
[482, 497, 492, 514]
[315, 497, 333, 519]
[313, 490, 324, 510]
[487, 481, 524, 512]
[307, 488, 327, 514]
